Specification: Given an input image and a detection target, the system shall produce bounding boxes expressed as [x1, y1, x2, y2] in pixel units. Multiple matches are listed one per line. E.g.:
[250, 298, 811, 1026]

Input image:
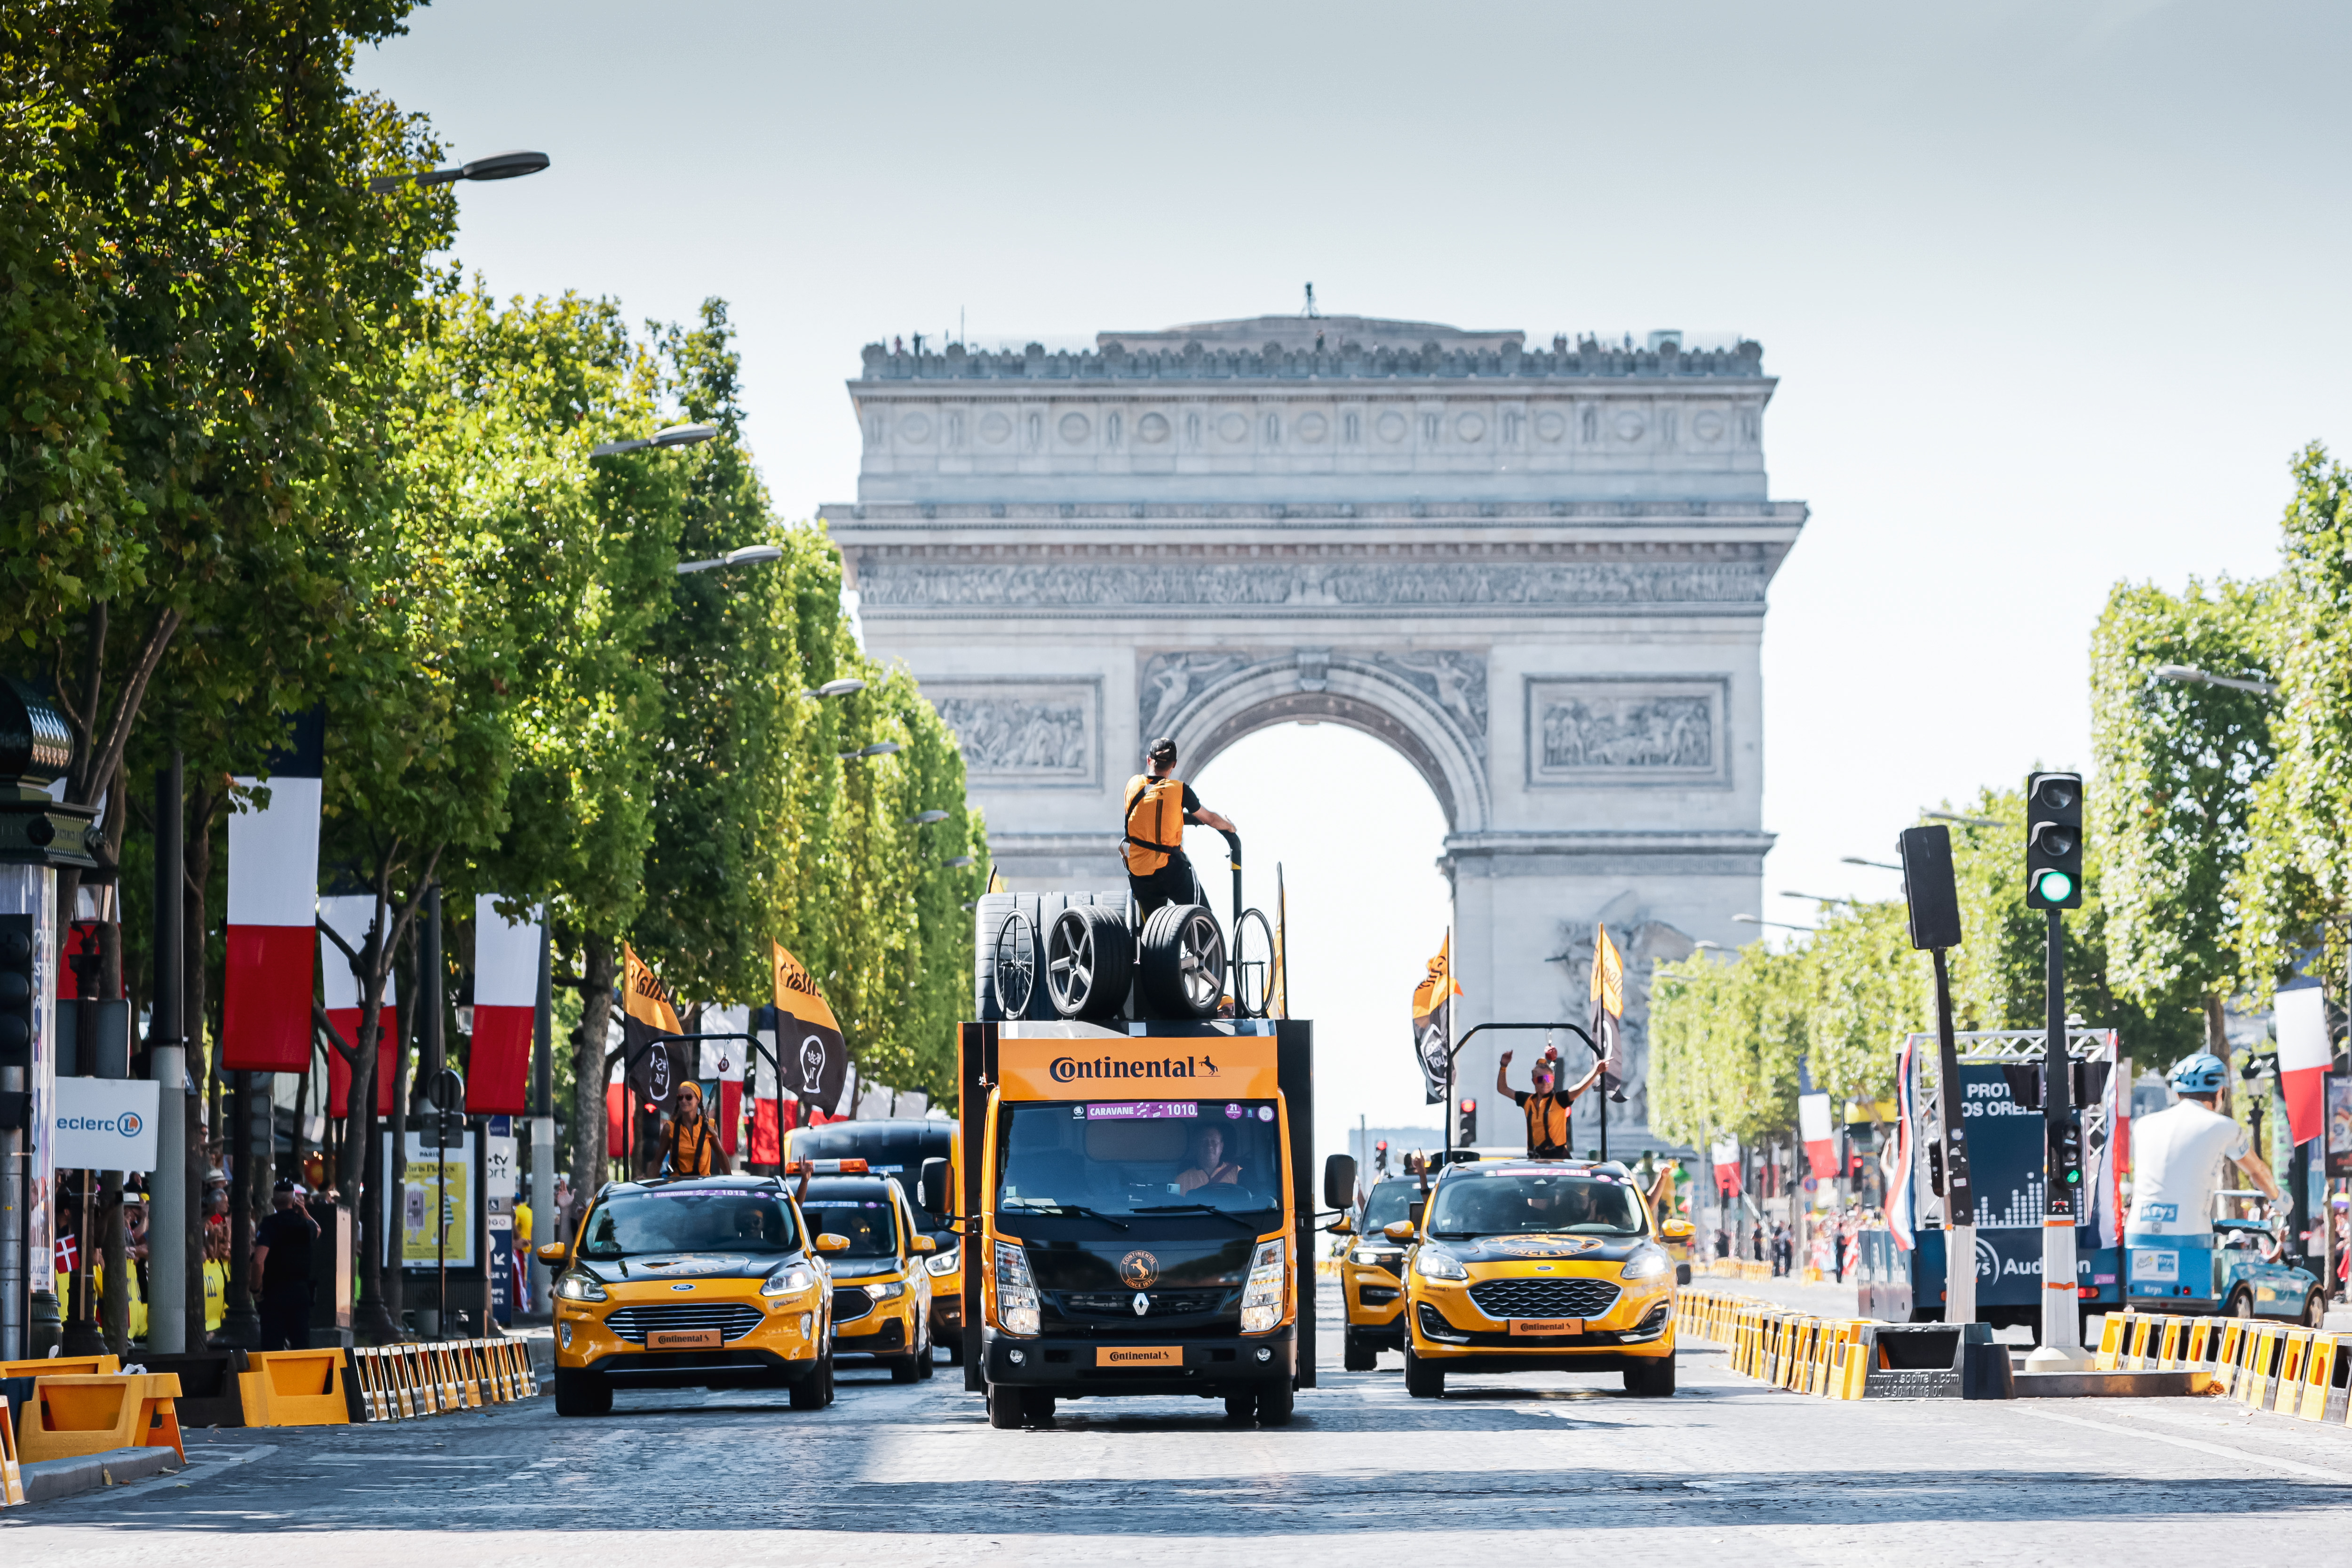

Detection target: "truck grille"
[832, 1287, 876, 1322]
[604, 1303, 765, 1345]
[1057, 1290, 1224, 1318]
[1468, 1278, 1622, 1321]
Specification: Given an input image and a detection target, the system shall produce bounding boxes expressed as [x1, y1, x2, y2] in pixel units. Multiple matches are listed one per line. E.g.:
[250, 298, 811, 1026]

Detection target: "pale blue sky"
[357, 2, 2352, 1151]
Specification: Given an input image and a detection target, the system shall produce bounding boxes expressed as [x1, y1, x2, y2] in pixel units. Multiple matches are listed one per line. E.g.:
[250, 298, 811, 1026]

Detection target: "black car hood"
[583, 1251, 780, 1280]
[1424, 1234, 1649, 1266]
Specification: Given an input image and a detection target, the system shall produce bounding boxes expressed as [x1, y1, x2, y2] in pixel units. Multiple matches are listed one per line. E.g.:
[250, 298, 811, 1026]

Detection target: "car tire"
[889, 1353, 922, 1384]
[553, 1367, 611, 1418]
[789, 1360, 828, 1410]
[2304, 1289, 2328, 1329]
[1019, 1389, 1057, 1426]
[1255, 1381, 1295, 1425]
[1138, 903, 1226, 1019]
[1046, 905, 1135, 1020]
[1403, 1342, 1444, 1399]
[2228, 1287, 2256, 1320]
[1342, 1330, 1377, 1372]
[1623, 1356, 1677, 1398]
[1223, 1392, 1255, 1422]
[916, 1331, 937, 1379]
[944, 1333, 966, 1367]
[985, 1381, 1025, 1429]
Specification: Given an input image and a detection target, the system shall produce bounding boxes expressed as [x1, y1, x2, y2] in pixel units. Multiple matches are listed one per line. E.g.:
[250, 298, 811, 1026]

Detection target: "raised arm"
[1564, 1056, 1607, 1101]
[1495, 1049, 1514, 1098]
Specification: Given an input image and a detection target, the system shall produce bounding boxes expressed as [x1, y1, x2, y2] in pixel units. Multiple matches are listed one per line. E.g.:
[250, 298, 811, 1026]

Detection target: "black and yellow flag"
[1411, 936, 1463, 1106]
[621, 944, 691, 1112]
[772, 943, 848, 1113]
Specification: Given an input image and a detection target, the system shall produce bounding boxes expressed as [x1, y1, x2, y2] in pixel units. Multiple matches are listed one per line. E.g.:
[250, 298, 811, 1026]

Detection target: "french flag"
[467, 896, 541, 1115]
[222, 715, 323, 1073]
[1799, 1090, 1838, 1179]
[2277, 986, 2333, 1148]
[319, 894, 395, 1116]
[1711, 1136, 1741, 1195]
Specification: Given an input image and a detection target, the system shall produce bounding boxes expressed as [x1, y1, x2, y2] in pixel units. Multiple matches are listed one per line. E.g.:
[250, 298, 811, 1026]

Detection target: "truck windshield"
[576, 1189, 800, 1258]
[997, 1100, 1282, 1220]
[1424, 1170, 1644, 1238]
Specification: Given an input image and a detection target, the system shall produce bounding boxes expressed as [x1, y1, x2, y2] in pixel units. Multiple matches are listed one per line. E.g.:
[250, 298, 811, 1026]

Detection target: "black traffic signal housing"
[0, 914, 32, 1068]
[1457, 1098, 1478, 1146]
[1897, 825, 1963, 950]
[2052, 1110, 2084, 1200]
[1374, 1139, 1390, 1176]
[2025, 771, 2084, 910]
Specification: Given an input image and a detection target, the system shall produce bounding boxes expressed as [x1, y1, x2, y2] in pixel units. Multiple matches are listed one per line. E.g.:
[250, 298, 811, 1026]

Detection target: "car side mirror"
[919, 1156, 951, 1216]
[1322, 1152, 1358, 1212]
[911, 1235, 937, 1254]
[815, 1233, 851, 1254]
[533, 1242, 569, 1266]
[1660, 1219, 1694, 1242]
[1331, 1215, 1353, 1236]
[1382, 1220, 1417, 1243]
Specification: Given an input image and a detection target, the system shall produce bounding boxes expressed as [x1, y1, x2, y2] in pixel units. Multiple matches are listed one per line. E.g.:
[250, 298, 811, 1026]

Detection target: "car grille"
[1468, 1277, 1622, 1321]
[832, 1287, 876, 1322]
[1057, 1290, 1225, 1318]
[603, 1303, 765, 1345]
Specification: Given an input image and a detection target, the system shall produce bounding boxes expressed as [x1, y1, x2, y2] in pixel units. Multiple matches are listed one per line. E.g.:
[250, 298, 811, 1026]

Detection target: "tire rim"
[993, 912, 1035, 1014]
[1174, 910, 1225, 1011]
[1049, 914, 1097, 1011]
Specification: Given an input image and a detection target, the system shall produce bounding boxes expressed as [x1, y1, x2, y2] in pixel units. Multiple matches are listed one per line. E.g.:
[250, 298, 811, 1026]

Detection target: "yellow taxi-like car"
[1339, 1177, 1429, 1369]
[1397, 1158, 1682, 1398]
[540, 1174, 843, 1417]
[796, 1162, 937, 1382]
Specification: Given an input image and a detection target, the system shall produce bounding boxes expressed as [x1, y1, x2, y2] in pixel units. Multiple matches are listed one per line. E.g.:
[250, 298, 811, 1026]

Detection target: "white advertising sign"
[53, 1077, 161, 1171]
[484, 1133, 519, 1200]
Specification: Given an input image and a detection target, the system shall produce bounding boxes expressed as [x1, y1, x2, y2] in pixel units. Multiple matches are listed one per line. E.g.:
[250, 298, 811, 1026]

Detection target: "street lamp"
[945, 855, 975, 870]
[675, 544, 784, 577]
[841, 741, 900, 760]
[1733, 914, 1814, 932]
[369, 150, 550, 193]
[591, 422, 719, 459]
[1780, 890, 1858, 907]
[1924, 811, 2005, 828]
[1841, 856, 1901, 872]
[2153, 662, 2279, 697]
[804, 678, 865, 700]
[907, 810, 949, 826]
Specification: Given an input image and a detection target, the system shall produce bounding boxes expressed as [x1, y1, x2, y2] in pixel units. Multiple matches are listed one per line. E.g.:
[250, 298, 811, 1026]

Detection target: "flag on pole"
[2278, 986, 2332, 1147]
[1887, 1031, 1919, 1251]
[1589, 924, 1625, 1096]
[319, 895, 397, 1116]
[1799, 1090, 1837, 1179]
[1269, 863, 1289, 1020]
[621, 945, 689, 1140]
[1411, 936, 1462, 1106]
[222, 713, 323, 1071]
[468, 897, 542, 1114]
[986, 867, 1005, 895]
[773, 943, 849, 1114]
[1711, 1137, 1741, 1195]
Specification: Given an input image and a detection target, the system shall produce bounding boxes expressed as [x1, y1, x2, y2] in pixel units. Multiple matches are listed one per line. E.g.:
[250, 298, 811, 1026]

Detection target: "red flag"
[467, 895, 542, 1114]
[223, 716, 323, 1071]
[1799, 1091, 1837, 1179]
[2278, 987, 2332, 1147]
[319, 894, 395, 1116]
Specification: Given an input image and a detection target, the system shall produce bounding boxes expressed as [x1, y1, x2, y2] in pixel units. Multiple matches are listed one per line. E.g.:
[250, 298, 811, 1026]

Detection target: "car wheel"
[553, 1367, 611, 1418]
[944, 1333, 966, 1367]
[1623, 1356, 1677, 1398]
[789, 1360, 828, 1410]
[1019, 1389, 1057, 1426]
[2228, 1287, 2256, 1320]
[2304, 1289, 2328, 1329]
[1255, 1381, 1295, 1425]
[1342, 1329, 1376, 1372]
[889, 1353, 922, 1384]
[1223, 1392, 1255, 1422]
[985, 1381, 1025, 1429]
[916, 1331, 938, 1379]
[1403, 1342, 1444, 1399]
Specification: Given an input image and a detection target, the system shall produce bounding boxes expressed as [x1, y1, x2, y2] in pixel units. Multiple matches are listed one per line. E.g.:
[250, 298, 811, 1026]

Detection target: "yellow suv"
[541, 1174, 843, 1416]
[1339, 1177, 1427, 1369]
[797, 1163, 937, 1382]
[1397, 1158, 1681, 1398]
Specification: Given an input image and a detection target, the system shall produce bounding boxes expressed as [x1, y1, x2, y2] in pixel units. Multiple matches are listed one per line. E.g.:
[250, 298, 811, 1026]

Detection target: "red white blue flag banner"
[467, 896, 541, 1114]
[222, 714, 323, 1072]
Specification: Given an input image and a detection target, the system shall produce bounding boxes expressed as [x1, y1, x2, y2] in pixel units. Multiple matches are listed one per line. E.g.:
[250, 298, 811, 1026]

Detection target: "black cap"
[272, 1178, 298, 1194]
[1147, 736, 1178, 764]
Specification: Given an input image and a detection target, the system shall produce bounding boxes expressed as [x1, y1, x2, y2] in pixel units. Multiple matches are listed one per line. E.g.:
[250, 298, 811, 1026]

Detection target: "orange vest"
[1123, 774, 1187, 876]
[1525, 1092, 1571, 1153]
[665, 1114, 722, 1176]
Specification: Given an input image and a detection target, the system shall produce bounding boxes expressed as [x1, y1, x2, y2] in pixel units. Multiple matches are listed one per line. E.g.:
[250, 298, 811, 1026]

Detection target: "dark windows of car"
[801, 1180, 903, 1259]
[577, 1188, 800, 1258]
[1425, 1170, 1644, 1239]
[1360, 1179, 1426, 1234]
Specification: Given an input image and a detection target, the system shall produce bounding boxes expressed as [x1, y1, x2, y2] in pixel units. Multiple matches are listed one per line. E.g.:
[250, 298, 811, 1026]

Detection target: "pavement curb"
[21, 1446, 179, 1504]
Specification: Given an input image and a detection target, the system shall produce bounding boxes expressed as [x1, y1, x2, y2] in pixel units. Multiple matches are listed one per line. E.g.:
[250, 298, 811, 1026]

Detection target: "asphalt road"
[10, 1284, 2352, 1565]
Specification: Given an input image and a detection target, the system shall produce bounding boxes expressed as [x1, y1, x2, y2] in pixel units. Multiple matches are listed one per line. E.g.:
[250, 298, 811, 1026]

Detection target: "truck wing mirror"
[919, 1156, 951, 1217]
[815, 1234, 851, 1254]
[911, 1235, 937, 1254]
[1330, 1214, 1353, 1235]
[1383, 1220, 1418, 1243]
[1322, 1152, 1358, 1212]
[533, 1242, 569, 1266]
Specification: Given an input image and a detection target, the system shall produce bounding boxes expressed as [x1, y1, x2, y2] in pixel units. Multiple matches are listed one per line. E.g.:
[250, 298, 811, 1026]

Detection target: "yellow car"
[540, 1174, 843, 1416]
[1396, 1158, 1684, 1398]
[796, 1163, 938, 1382]
[1339, 1177, 1428, 1370]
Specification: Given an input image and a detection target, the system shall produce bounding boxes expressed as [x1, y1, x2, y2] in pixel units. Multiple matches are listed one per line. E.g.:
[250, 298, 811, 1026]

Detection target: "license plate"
[648, 1329, 722, 1350]
[1097, 1345, 1182, 1367]
[1508, 1317, 1583, 1337]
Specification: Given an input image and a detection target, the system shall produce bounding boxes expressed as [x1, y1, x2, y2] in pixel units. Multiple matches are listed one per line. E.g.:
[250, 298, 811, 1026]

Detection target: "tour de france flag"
[1589, 923, 1625, 1095]
[771, 942, 848, 1114]
[1410, 935, 1461, 1106]
[621, 944, 693, 1114]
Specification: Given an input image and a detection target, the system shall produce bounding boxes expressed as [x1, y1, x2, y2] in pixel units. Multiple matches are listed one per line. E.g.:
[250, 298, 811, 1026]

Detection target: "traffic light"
[2054, 1111, 2083, 1193]
[1374, 1139, 1390, 1176]
[1457, 1098, 1478, 1146]
[2025, 771, 2084, 910]
[0, 914, 32, 1068]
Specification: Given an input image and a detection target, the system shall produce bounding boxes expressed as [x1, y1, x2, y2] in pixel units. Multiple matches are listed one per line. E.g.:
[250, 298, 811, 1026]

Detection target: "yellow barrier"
[238, 1349, 350, 1428]
[0, 1355, 119, 1381]
[346, 1339, 539, 1423]
[20, 1372, 184, 1465]
[2293, 1332, 2337, 1422]
[0, 1395, 23, 1507]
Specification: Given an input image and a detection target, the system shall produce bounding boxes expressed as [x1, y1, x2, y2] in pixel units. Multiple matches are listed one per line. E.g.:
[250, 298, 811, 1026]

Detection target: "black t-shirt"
[254, 1207, 318, 1290]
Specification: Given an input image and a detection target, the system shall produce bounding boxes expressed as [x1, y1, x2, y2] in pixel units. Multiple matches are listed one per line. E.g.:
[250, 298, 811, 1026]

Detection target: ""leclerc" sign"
[52, 1077, 161, 1171]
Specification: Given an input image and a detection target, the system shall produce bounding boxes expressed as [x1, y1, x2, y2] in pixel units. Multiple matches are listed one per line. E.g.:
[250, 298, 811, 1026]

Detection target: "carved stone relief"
[1139, 649, 1488, 753]
[1525, 677, 1729, 787]
[1138, 653, 1252, 740]
[926, 682, 1099, 786]
[858, 561, 1769, 613]
[1370, 651, 1488, 739]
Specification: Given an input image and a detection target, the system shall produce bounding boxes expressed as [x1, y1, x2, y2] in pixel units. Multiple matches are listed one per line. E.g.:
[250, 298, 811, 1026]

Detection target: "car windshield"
[577, 1188, 800, 1258]
[997, 1100, 1282, 1220]
[801, 1186, 902, 1258]
[1361, 1181, 1425, 1233]
[1424, 1170, 1644, 1238]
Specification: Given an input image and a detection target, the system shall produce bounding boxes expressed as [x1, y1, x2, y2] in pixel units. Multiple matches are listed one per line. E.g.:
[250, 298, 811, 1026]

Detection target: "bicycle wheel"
[991, 912, 1037, 1019]
[1231, 907, 1275, 1018]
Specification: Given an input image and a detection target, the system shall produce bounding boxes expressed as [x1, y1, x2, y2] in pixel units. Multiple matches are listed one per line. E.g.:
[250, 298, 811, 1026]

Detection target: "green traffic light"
[2035, 868, 2074, 904]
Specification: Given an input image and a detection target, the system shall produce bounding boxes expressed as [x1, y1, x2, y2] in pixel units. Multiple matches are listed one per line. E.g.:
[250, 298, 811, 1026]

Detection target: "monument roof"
[1098, 315, 1525, 353]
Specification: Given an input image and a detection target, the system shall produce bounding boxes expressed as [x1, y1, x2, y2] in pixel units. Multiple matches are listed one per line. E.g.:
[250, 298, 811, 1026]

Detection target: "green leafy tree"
[1649, 941, 1805, 1150]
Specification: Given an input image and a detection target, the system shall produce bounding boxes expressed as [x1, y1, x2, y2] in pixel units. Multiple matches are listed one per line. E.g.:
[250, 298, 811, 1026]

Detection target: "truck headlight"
[555, 1270, 608, 1302]
[1621, 1247, 1670, 1281]
[1241, 1237, 1286, 1333]
[1414, 1248, 1468, 1281]
[993, 1241, 1040, 1336]
[924, 1243, 961, 1278]
[761, 1263, 815, 1297]
[864, 1280, 907, 1300]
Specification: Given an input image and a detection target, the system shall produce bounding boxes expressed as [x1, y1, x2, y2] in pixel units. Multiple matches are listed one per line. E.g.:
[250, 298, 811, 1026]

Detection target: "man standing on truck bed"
[1124, 737, 1236, 919]
[1495, 1046, 1606, 1159]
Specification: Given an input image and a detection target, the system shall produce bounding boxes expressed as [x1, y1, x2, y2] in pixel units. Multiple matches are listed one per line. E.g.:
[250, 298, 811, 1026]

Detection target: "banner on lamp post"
[53, 1077, 160, 1171]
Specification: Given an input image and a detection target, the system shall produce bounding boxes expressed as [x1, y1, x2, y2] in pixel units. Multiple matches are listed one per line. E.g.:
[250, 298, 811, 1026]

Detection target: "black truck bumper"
[983, 1324, 1296, 1396]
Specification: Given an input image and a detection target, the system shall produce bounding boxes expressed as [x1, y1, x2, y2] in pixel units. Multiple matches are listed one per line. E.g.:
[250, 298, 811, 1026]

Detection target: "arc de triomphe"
[821, 314, 1806, 1148]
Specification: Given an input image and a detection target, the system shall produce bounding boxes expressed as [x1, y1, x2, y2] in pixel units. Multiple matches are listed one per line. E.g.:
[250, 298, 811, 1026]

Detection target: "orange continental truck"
[944, 1019, 1335, 1429]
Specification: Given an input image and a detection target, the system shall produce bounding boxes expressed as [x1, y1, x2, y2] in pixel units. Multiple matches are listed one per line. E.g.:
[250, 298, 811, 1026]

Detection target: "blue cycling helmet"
[2169, 1052, 2229, 1095]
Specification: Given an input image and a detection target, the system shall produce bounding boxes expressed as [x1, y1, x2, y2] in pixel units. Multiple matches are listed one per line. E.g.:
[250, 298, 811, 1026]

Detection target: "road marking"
[2015, 1406, 2352, 1482]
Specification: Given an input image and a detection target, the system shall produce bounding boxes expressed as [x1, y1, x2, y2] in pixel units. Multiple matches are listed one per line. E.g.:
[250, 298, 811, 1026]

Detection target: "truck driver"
[1496, 1046, 1607, 1159]
[1123, 737, 1236, 920]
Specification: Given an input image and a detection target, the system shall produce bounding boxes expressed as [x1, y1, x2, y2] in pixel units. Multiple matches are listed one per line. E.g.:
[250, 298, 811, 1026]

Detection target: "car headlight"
[1414, 1248, 1468, 1281]
[555, 1270, 608, 1302]
[1621, 1246, 1670, 1281]
[924, 1243, 961, 1278]
[761, 1262, 815, 1298]
[864, 1280, 908, 1300]
[993, 1241, 1040, 1336]
[1241, 1237, 1286, 1333]
[1351, 1247, 1403, 1268]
